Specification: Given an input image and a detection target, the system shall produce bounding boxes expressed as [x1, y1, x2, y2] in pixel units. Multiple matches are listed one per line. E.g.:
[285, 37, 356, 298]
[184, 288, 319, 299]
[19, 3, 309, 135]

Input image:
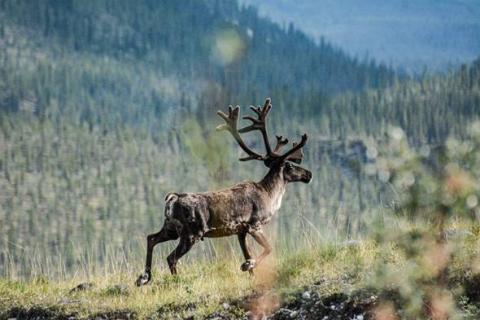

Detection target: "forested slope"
[0, 0, 479, 279]
[0, 0, 394, 128]
[317, 60, 480, 143]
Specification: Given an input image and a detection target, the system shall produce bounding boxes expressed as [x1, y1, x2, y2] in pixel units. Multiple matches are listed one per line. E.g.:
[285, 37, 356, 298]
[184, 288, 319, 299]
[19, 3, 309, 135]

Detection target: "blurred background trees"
[0, 0, 479, 280]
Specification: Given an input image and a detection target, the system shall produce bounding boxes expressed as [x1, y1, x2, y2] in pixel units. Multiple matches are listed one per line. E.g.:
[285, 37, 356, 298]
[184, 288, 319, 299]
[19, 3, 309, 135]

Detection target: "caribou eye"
[285, 162, 292, 170]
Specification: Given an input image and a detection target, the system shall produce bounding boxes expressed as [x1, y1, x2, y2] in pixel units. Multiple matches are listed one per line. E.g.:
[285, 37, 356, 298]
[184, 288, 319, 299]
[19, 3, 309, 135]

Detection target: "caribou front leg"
[242, 229, 272, 272]
[238, 232, 254, 274]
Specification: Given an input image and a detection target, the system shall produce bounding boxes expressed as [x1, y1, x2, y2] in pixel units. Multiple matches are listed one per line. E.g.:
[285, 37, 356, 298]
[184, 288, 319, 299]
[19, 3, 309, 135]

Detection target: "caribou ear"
[286, 142, 304, 164]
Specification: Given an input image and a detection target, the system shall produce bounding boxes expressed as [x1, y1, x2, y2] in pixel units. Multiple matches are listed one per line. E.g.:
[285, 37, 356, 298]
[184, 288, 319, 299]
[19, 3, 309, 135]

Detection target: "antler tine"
[238, 98, 274, 156]
[279, 134, 308, 164]
[216, 105, 235, 132]
[274, 135, 289, 153]
[217, 105, 265, 162]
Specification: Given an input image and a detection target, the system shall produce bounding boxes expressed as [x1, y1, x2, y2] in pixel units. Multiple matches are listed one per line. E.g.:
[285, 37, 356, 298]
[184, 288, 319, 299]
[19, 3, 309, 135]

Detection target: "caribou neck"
[259, 166, 286, 199]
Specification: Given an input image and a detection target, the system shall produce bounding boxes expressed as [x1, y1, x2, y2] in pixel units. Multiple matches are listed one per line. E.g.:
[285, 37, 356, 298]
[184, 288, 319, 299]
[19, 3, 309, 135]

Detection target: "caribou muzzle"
[302, 170, 313, 183]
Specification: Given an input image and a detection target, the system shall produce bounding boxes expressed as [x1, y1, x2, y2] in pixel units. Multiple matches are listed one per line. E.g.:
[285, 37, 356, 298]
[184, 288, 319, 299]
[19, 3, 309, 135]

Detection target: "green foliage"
[374, 123, 480, 223]
[368, 124, 480, 319]
[181, 118, 231, 185]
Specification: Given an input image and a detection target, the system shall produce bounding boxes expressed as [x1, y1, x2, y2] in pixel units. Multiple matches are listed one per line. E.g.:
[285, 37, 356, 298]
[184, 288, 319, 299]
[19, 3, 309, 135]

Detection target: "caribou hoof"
[241, 259, 256, 272]
[135, 271, 151, 286]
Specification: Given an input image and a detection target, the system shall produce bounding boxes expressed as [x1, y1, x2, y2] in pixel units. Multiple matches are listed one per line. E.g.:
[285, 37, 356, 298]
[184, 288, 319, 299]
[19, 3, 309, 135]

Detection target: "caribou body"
[136, 98, 311, 286]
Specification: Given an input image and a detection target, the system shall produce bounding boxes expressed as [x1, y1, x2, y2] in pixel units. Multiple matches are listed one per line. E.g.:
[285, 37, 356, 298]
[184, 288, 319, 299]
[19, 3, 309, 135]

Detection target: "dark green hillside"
[313, 58, 480, 143]
[0, 0, 394, 127]
[1, 0, 478, 143]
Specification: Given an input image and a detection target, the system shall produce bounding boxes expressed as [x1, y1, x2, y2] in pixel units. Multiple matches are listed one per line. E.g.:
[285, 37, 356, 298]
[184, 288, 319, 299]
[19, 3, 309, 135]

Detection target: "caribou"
[136, 98, 312, 286]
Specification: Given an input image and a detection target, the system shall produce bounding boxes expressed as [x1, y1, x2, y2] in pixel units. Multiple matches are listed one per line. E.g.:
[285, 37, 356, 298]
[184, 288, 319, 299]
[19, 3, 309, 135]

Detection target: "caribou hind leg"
[136, 224, 178, 286]
[167, 235, 196, 274]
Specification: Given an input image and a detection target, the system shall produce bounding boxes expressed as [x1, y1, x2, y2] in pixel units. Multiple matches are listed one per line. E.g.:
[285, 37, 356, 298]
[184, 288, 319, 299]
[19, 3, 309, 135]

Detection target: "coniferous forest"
[1, 0, 480, 319]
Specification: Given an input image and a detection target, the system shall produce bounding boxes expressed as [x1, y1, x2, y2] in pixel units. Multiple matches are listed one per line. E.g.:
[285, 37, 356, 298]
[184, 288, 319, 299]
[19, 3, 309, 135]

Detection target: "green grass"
[0, 241, 386, 319]
[1, 231, 479, 319]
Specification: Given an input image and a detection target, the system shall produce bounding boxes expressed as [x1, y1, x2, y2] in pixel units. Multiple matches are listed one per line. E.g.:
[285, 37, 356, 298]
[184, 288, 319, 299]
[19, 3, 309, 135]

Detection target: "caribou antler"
[217, 98, 308, 166]
[216, 105, 265, 161]
[238, 98, 274, 156]
[279, 136, 307, 164]
[274, 135, 289, 153]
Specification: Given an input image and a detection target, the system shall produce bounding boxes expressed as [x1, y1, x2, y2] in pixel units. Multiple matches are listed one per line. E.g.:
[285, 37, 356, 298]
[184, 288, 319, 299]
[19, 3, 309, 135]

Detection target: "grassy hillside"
[1, 1, 480, 319]
[0, 243, 381, 319]
[2, 233, 480, 319]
